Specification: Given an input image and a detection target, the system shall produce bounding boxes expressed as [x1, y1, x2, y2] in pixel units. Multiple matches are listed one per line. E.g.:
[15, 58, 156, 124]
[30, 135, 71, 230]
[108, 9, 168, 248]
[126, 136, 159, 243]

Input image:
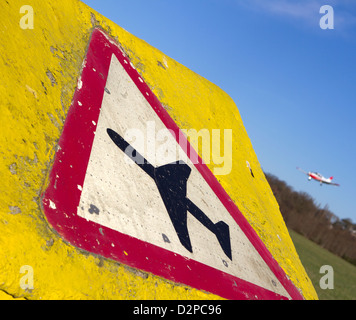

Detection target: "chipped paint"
[49, 200, 56, 210]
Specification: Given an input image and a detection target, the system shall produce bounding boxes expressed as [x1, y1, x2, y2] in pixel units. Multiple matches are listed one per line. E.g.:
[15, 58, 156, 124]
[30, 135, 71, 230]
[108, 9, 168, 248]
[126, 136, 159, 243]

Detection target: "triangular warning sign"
[42, 28, 303, 300]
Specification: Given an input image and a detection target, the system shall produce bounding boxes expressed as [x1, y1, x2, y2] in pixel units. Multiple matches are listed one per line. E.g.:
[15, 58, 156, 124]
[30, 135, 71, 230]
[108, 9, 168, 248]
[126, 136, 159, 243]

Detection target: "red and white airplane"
[297, 167, 340, 186]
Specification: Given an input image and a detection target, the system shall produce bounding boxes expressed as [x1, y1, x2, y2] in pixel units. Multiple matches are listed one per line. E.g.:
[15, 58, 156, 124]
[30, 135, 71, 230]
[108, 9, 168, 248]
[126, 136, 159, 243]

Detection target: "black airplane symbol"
[107, 128, 232, 261]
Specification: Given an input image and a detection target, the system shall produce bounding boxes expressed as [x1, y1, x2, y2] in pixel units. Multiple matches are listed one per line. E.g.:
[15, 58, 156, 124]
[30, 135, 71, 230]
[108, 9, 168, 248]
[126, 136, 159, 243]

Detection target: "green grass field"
[289, 229, 356, 300]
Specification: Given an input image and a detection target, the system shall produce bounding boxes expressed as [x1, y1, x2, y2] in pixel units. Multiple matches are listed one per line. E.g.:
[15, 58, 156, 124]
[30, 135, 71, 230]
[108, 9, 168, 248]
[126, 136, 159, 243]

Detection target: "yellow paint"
[0, 0, 317, 299]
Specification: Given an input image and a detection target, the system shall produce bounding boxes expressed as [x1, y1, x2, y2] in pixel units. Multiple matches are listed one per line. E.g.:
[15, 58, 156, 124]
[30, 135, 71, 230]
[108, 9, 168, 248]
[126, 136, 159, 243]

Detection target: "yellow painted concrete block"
[0, 0, 317, 299]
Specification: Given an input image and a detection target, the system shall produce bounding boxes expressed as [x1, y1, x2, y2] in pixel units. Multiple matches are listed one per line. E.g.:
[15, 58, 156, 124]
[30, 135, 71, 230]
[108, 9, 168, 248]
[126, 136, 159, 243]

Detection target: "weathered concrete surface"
[0, 0, 317, 299]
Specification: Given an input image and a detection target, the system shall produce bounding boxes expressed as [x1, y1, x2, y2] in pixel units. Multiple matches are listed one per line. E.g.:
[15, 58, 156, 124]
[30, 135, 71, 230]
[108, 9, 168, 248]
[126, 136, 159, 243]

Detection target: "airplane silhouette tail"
[186, 198, 232, 260]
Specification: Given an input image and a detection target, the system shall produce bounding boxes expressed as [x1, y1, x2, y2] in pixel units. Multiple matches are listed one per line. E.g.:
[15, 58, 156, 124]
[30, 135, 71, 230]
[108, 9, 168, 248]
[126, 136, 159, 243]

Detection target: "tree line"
[265, 173, 356, 266]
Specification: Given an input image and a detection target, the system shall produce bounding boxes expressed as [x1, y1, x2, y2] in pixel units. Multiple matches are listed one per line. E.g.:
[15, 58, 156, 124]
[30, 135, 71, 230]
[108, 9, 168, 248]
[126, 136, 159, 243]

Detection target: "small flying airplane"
[297, 167, 340, 186]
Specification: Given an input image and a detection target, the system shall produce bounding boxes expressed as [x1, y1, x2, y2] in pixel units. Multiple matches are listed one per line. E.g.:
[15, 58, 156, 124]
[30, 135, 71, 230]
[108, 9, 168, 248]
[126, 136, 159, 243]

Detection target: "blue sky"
[82, 0, 356, 223]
